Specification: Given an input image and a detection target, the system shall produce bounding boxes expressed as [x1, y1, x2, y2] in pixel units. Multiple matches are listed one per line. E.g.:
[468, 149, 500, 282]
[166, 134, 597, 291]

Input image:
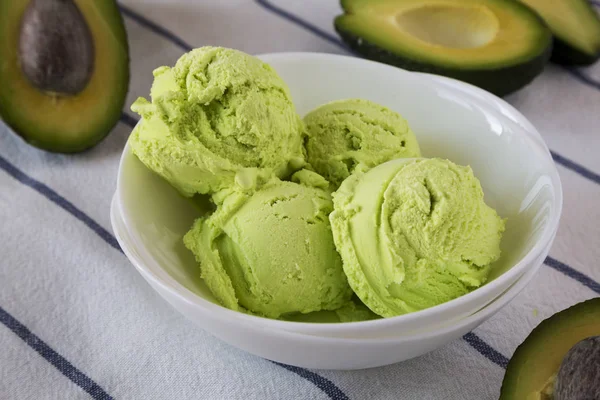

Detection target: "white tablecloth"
[1, 1, 599, 399]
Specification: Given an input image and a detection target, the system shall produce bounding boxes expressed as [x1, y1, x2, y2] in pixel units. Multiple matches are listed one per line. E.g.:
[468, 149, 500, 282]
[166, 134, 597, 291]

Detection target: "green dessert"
[129, 46, 506, 322]
[183, 171, 352, 319]
[129, 46, 304, 197]
[303, 99, 421, 189]
[330, 158, 505, 317]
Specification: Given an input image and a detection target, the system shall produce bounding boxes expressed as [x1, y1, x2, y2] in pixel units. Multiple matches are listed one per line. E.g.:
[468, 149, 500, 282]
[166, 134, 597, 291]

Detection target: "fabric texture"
[1, 1, 599, 399]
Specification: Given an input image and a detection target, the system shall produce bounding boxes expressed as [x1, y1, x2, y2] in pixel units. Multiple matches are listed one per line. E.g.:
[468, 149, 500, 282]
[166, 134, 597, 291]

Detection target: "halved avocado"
[335, 0, 552, 96]
[0, 0, 129, 153]
[518, 0, 600, 65]
[500, 298, 600, 399]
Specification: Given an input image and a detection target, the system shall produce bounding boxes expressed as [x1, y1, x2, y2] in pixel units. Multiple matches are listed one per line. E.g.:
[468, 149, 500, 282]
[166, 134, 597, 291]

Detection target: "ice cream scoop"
[184, 171, 352, 319]
[130, 46, 305, 197]
[330, 158, 505, 317]
[303, 99, 421, 189]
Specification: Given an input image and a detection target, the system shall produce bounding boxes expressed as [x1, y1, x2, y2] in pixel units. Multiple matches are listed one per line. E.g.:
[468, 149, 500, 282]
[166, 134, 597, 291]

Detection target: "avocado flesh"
[518, 0, 600, 65]
[0, 0, 129, 153]
[335, 0, 552, 96]
[500, 298, 600, 400]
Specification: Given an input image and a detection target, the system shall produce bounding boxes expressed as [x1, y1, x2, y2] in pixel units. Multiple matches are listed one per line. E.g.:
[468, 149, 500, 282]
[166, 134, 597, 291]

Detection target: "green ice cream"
[184, 171, 352, 319]
[303, 99, 421, 189]
[129, 45, 509, 323]
[130, 47, 305, 196]
[330, 158, 505, 318]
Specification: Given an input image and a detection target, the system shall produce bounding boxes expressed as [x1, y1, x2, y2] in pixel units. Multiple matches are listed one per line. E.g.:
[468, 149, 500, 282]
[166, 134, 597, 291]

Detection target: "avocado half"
[335, 0, 553, 96]
[500, 298, 600, 399]
[518, 0, 600, 65]
[0, 0, 129, 153]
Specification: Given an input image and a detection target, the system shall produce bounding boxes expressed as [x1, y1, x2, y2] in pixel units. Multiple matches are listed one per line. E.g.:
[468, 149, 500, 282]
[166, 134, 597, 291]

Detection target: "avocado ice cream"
[303, 99, 421, 189]
[128, 46, 506, 322]
[129, 46, 304, 197]
[330, 158, 505, 318]
[183, 171, 352, 319]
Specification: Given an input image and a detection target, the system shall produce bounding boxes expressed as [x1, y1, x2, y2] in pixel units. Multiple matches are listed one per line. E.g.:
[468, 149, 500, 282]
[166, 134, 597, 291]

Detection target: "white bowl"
[111, 53, 562, 368]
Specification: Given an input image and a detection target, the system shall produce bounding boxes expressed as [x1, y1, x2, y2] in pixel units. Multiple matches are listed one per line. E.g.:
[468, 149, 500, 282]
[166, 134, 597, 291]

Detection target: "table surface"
[1, 1, 599, 399]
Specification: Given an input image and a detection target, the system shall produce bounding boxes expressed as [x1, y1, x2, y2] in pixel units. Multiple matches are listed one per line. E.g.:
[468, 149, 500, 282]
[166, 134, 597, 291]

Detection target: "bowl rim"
[115, 51, 563, 333]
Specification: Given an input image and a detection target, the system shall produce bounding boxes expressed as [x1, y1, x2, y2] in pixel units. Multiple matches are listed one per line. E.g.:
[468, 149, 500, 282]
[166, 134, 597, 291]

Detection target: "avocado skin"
[500, 298, 600, 400]
[335, 26, 552, 97]
[551, 38, 599, 66]
[528, 0, 600, 66]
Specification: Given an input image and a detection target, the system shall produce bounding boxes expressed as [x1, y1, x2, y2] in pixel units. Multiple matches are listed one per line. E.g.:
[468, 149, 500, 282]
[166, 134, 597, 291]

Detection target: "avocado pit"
[19, 0, 95, 95]
[554, 336, 600, 400]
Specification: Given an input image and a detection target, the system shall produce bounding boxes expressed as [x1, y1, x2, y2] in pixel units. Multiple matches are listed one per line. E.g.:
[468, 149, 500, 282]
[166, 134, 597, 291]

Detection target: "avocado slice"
[0, 0, 129, 153]
[500, 298, 600, 399]
[335, 0, 552, 96]
[518, 0, 600, 65]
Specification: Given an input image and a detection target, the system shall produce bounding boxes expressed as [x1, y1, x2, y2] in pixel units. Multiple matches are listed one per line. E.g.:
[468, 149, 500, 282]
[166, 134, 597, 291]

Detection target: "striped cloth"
[1, 1, 599, 399]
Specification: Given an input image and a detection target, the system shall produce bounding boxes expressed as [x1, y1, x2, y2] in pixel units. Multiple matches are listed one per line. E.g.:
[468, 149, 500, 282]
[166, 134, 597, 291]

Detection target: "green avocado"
[0, 0, 129, 153]
[334, 0, 552, 96]
[500, 298, 600, 400]
[518, 0, 600, 65]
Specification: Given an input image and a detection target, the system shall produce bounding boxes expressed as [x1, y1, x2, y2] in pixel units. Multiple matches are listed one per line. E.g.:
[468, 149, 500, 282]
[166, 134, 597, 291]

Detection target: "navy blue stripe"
[462, 332, 509, 369]
[272, 362, 350, 400]
[564, 67, 600, 91]
[545, 256, 600, 294]
[255, 0, 347, 52]
[255, 0, 346, 49]
[462, 257, 600, 370]
[0, 306, 113, 400]
[120, 112, 138, 129]
[564, 2, 600, 93]
[0, 155, 122, 253]
[118, 4, 193, 51]
[550, 150, 600, 184]
[0, 153, 349, 400]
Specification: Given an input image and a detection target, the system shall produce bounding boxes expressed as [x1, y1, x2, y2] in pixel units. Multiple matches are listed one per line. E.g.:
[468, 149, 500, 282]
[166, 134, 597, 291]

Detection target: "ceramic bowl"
[111, 52, 562, 368]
